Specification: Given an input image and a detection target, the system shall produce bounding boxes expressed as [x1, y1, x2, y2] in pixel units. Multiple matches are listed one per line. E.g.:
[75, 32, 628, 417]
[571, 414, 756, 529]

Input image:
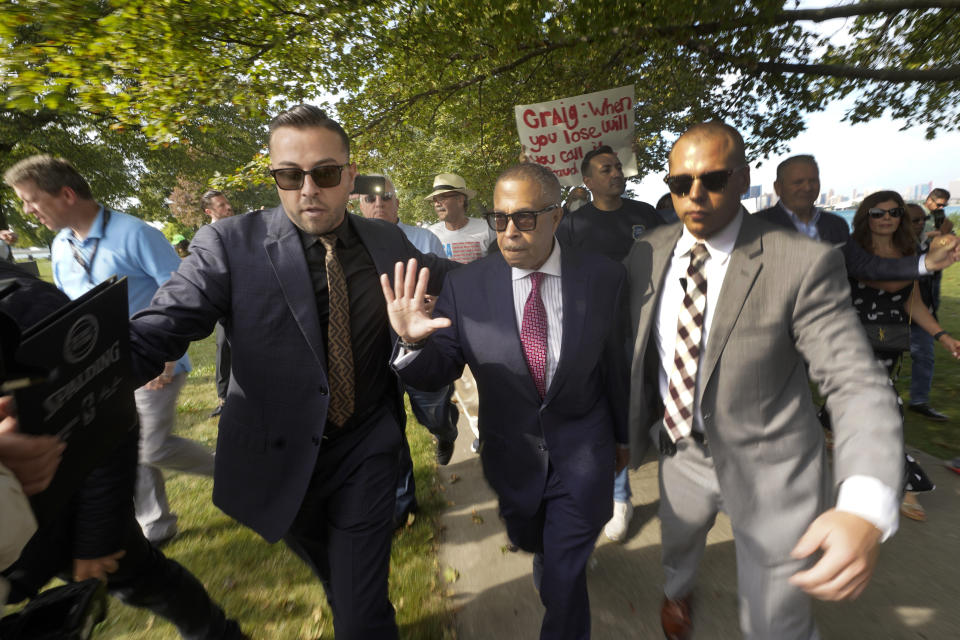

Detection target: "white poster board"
[514, 85, 637, 187]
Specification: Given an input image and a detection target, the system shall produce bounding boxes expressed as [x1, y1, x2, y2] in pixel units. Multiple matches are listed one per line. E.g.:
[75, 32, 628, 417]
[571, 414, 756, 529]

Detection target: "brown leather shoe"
[660, 594, 693, 640]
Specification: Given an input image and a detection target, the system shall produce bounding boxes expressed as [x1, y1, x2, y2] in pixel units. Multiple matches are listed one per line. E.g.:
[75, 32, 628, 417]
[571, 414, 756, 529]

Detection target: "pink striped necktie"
[520, 271, 548, 399]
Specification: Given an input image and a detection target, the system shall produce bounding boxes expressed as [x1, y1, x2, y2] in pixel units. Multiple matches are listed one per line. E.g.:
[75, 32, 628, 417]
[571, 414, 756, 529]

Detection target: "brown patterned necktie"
[662, 242, 709, 442]
[319, 233, 355, 426]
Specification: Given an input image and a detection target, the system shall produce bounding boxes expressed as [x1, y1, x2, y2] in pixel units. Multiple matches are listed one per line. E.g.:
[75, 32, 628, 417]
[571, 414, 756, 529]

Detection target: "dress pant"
[4, 507, 242, 639]
[395, 383, 459, 521]
[500, 463, 601, 640]
[134, 373, 215, 542]
[283, 408, 401, 640]
[658, 436, 819, 640]
[214, 321, 231, 401]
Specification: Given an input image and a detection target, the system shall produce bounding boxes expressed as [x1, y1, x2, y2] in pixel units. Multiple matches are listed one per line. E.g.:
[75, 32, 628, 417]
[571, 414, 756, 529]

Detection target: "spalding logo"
[63, 314, 99, 364]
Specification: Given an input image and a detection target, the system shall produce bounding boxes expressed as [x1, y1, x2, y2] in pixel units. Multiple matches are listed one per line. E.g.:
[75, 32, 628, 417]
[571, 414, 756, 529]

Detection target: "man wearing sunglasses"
[127, 105, 456, 639]
[384, 162, 629, 640]
[357, 173, 459, 524]
[924, 188, 953, 234]
[625, 122, 903, 640]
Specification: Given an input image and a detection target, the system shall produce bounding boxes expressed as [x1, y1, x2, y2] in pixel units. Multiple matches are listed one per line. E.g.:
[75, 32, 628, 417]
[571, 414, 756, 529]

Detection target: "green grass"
[899, 265, 960, 460]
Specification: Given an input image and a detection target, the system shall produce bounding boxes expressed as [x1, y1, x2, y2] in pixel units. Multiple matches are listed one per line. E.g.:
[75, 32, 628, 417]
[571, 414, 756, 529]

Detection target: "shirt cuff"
[393, 347, 422, 368]
[836, 474, 899, 542]
[917, 255, 929, 276]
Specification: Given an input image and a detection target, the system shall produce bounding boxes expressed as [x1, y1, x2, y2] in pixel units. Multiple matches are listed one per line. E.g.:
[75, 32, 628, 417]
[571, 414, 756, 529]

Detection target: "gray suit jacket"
[625, 214, 903, 563]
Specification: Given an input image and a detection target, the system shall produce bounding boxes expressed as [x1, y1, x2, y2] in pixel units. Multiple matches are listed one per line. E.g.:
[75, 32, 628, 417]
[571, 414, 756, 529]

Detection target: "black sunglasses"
[362, 193, 395, 203]
[868, 207, 904, 219]
[270, 164, 348, 190]
[484, 204, 560, 232]
[664, 166, 746, 196]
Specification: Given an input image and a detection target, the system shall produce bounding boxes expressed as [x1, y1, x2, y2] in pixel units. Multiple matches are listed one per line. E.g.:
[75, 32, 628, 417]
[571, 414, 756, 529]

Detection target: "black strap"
[67, 208, 111, 282]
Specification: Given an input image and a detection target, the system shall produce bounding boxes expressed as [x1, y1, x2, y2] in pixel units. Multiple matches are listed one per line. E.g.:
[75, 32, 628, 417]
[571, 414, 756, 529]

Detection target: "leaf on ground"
[471, 509, 484, 525]
[449, 473, 460, 483]
[443, 566, 460, 583]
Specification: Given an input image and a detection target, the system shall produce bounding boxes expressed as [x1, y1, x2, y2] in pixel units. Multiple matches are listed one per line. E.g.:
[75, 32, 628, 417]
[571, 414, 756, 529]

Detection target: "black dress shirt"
[298, 216, 394, 432]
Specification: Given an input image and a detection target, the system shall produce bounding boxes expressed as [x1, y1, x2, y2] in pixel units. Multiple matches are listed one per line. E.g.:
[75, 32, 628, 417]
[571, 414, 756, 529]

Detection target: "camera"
[932, 209, 946, 230]
[351, 175, 386, 197]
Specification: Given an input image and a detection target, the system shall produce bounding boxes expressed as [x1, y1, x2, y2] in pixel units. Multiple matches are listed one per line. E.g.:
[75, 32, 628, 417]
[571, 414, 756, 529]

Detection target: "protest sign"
[515, 85, 637, 187]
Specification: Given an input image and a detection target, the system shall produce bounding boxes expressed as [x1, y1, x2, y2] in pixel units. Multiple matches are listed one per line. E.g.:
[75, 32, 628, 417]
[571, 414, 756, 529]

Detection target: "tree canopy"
[2, 0, 958, 227]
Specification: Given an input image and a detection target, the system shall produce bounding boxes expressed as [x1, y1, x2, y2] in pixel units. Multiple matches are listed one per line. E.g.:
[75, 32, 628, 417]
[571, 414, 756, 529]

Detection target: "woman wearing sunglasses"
[849, 190, 960, 522]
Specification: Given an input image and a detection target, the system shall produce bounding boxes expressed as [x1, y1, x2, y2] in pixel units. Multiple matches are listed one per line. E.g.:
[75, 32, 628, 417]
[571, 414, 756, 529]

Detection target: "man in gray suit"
[626, 122, 903, 640]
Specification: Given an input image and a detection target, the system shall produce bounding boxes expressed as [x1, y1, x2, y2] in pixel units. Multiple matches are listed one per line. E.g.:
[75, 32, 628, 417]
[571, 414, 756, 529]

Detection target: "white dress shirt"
[655, 210, 898, 540]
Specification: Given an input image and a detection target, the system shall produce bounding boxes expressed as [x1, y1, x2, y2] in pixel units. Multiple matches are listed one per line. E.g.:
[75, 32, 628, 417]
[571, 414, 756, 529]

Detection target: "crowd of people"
[0, 105, 958, 640]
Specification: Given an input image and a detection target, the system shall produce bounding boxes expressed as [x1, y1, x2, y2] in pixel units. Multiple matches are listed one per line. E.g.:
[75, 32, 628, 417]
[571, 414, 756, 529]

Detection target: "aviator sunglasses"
[362, 193, 395, 203]
[664, 166, 746, 197]
[867, 206, 904, 219]
[484, 204, 560, 232]
[270, 164, 348, 190]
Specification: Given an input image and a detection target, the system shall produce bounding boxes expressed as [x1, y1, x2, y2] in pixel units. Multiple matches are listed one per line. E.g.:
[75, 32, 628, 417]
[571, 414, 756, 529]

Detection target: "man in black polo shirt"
[555, 145, 662, 260]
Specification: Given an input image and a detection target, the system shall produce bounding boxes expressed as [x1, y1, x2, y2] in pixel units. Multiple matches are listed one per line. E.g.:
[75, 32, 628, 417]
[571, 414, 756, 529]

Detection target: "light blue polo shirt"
[398, 221, 444, 257]
[52, 205, 191, 374]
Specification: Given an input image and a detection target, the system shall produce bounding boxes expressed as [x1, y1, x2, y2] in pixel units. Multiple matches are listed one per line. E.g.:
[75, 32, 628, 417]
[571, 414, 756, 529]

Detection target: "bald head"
[669, 121, 746, 168]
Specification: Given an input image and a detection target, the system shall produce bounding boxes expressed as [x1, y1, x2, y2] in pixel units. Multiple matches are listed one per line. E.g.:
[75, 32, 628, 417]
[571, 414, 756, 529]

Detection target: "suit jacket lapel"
[545, 248, 585, 404]
[632, 223, 683, 370]
[263, 208, 326, 366]
[700, 215, 763, 389]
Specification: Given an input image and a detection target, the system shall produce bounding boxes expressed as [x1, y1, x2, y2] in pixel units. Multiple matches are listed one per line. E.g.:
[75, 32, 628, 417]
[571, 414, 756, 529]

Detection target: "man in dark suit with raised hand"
[627, 122, 903, 640]
[128, 105, 455, 639]
[382, 162, 629, 640]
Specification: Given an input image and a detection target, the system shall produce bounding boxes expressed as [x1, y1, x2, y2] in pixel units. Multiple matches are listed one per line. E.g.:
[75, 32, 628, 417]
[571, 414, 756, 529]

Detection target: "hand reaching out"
[924, 234, 960, 271]
[380, 258, 452, 343]
[789, 509, 881, 601]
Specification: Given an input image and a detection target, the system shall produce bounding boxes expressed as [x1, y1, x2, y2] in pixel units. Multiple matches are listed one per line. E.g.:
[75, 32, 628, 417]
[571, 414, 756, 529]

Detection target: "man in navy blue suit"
[382, 162, 629, 640]
[128, 105, 456, 639]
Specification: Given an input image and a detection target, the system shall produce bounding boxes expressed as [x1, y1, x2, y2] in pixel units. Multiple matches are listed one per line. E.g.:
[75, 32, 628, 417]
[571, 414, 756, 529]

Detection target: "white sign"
[515, 85, 637, 187]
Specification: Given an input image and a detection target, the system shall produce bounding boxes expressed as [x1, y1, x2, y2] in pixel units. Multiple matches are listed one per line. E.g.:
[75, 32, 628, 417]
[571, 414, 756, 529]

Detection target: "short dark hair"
[775, 155, 818, 182]
[268, 104, 350, 158]
[200, 189, 225, 211]
[3, 154, 94, 199]
[671, 121, 746, 167]
[852, 190, 916, 257]
[928, 187, 950, 201]
[497, 162, 561, 204]
[580, 145, 616, 178]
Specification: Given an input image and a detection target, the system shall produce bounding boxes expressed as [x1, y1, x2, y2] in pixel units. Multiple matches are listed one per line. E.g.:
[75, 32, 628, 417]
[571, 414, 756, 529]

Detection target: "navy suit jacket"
[128, 207, 456, 542]
[755, 202, 920, 280]
[396, 247, 628, 528]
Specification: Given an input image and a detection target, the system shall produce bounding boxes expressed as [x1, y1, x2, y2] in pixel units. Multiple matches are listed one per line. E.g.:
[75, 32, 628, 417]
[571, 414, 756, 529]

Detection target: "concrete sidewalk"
[437, 385, 960, 639]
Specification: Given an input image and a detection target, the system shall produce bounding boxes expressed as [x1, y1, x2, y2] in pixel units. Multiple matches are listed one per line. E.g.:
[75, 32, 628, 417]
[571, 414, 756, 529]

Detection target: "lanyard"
[67, 208, 111, 284]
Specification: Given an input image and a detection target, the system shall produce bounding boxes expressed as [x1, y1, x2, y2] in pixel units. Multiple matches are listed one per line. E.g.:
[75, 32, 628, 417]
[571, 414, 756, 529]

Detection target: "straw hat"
[423, 173, 476, 200]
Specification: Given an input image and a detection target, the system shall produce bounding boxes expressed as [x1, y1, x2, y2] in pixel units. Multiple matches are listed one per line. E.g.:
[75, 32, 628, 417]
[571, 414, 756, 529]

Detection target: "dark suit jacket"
[396, 247, 628, 528]
[128, 207, 456, 542]
[755, 202, 920, 281]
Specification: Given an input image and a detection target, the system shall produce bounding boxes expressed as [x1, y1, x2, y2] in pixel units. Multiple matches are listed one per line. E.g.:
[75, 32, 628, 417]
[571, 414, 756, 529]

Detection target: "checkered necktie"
[663, 242, 709, 442]
[319, 234, 355, 426]
[520, 271, 548, 400]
